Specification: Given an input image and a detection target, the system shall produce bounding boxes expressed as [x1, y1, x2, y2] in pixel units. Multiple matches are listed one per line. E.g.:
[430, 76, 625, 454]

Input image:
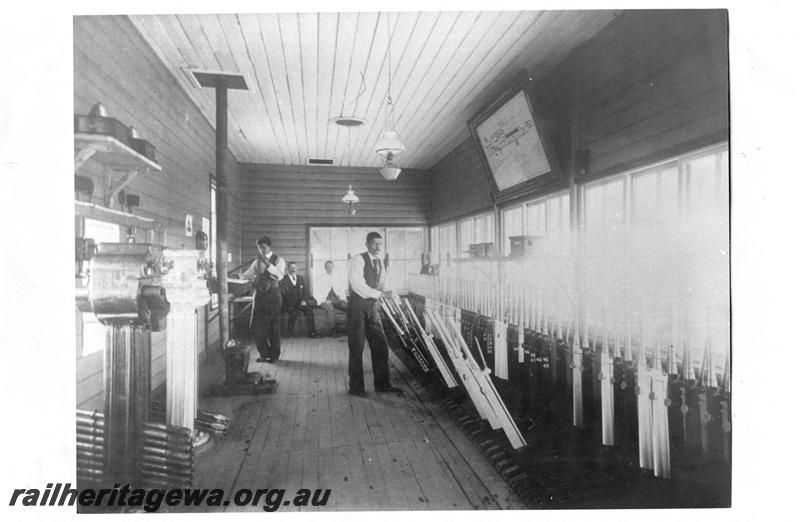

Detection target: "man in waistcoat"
[346, 231, 402, 396]
[240, 236, 285, 362]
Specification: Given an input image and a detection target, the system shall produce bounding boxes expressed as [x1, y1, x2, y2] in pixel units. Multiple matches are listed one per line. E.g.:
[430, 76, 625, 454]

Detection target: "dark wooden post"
[191, 71, 248, 351]
[215, 86, 230, 350]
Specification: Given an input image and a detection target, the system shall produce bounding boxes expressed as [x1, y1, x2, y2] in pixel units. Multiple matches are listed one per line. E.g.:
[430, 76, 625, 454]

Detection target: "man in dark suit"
[280, 261, 318, 338]
[346, 231, 401, 396]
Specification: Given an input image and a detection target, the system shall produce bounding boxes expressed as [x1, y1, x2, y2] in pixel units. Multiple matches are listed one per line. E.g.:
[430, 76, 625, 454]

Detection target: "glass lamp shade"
[374, 129, 405, 161]
[342, 185, 359, 204]
[380, 167, 402, 180]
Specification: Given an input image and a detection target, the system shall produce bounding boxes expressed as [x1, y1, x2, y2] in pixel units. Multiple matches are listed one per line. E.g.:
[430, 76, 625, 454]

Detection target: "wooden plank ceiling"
[130, 11, 617, 169]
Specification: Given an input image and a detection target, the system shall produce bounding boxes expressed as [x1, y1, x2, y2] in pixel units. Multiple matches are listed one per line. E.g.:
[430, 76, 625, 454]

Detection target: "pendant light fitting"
[375, 12, 404, 179]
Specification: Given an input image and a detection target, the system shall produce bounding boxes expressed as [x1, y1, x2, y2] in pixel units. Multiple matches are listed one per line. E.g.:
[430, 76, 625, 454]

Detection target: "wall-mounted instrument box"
[508, 235, 540, 257]
[129, 136, 158, 164]
[468, 242, 495, 258]
[75, 103, 160, 173]
[74, 114, 132, 145]
[74, 119, 162, 210]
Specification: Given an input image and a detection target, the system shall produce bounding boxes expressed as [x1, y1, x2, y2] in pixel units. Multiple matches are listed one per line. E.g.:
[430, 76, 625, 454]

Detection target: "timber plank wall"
[428, 139, 494, 225]
[239, 164, 431, 275]
[74, 15, 242, 409]
[428, 9, 729, 224]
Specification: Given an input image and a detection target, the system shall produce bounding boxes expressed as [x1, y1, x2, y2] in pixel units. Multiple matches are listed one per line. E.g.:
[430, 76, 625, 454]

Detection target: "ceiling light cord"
[385, 12, 394, 131]
[374, 11, 404, 179]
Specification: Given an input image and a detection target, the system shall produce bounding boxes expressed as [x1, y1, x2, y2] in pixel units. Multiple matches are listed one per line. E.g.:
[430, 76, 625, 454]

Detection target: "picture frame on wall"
[468, 71, 563, 204]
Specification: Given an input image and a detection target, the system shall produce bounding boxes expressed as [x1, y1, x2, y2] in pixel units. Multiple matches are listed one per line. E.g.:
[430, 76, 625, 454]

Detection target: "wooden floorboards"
[193, 335, 524, 512]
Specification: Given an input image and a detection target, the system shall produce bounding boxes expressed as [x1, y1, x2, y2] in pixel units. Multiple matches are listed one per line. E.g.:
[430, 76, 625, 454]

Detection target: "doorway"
[308, 226, 425, 297]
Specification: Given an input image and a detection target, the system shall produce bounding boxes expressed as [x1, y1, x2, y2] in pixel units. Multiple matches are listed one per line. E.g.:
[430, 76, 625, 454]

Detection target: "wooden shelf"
[75, 133, 161, 173]
[75, 133, 162, 208]
[74, 200, 161, 231]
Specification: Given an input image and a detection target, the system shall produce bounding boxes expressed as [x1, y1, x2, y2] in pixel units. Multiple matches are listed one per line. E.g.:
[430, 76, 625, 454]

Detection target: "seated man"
[313, 260, 348, 313]
[280, 262, 318, 338]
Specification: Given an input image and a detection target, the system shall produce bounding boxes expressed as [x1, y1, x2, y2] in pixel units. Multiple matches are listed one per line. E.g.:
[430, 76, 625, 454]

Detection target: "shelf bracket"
[74, 146, 98, 173]
[107, 169, 140, 208]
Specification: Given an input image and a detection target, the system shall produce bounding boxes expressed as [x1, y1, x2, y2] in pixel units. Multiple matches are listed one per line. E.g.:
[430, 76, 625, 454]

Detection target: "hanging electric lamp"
[342, 185, 359, 216]
[336, 117, 363, 216]
[375, 12, 404, 180]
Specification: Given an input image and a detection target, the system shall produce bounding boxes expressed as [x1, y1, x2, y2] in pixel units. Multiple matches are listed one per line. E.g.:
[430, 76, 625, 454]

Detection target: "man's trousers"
[253, 288, 282, 360]
[347, 296, 390, 392]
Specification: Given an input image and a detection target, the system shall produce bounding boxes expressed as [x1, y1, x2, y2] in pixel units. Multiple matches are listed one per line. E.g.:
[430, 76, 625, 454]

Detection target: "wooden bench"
[279, 307, 346, 336]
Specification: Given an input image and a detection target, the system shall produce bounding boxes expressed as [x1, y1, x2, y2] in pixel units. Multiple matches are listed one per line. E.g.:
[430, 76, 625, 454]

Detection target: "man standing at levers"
[346, 231, 401, 396]
[240, 236, 285, 363]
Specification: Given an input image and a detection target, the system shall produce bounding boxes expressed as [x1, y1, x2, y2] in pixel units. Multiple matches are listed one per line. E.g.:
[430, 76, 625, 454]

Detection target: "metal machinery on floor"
[74, 105, 233, 493]
[75, 240, 213, 489]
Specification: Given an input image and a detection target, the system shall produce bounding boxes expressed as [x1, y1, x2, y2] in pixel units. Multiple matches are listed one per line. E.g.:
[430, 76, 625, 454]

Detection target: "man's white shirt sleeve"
[313, 275, 328, 303]
[241, 256, 285, 281]
[240, 259, 259, 280]
[314, 273, 345, 303]
[335, 277, 348, 300]
[272, 257, 286, 280]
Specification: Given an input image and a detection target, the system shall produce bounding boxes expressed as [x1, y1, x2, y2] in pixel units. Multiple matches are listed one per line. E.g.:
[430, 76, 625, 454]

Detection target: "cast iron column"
[215, 86, 230, 349]
[192, 70, 248, 351]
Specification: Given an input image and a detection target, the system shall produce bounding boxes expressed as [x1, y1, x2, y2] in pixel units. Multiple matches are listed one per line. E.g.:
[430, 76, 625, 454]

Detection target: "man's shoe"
[265, 357, 274, 363]
[375, 385, 403, 394]
[256, 357, 269, 363]
[348, 389, 366, 397]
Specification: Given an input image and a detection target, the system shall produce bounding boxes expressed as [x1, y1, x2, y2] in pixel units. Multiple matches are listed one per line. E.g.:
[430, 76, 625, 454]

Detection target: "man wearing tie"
[280, 261, 318, 338]
[346, 231, 401, 396]
[240, 236, 285, 362]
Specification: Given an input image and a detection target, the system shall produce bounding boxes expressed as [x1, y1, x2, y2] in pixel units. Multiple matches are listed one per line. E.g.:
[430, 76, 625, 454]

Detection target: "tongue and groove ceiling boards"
[130, 11, 616, 168]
